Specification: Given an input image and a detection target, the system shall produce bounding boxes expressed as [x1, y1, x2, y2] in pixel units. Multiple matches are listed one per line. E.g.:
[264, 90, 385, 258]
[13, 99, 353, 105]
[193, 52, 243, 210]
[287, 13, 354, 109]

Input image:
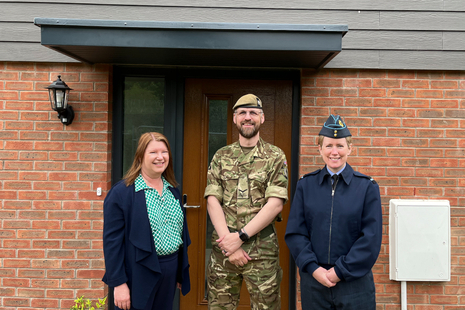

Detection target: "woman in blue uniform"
[285, 115, 382, 310]
[103, 132, 190, 310]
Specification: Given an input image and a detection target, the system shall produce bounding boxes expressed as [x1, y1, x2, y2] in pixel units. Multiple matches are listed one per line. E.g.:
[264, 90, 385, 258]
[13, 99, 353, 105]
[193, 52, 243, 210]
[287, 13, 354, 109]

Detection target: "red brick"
[50, 132, 79, 141]
[5, 121, 33, 130]
[32, 200, 61, 210]
[78, 230, 102, 239]
[63, 220, 91, 230]
[0, 249, 16, 258]
[18, 190, 47, 200]
[373, 98, 401, 107]
[34, 141, 64, 151]
[80, 72, 109, 82]
[63, 181, 91, 191]
[34, 161, 63, 170]
[5, 141, 33, 150]
[46, 269, 75, 278]
[17, 250, 45, 259]
[17, 230, 46, 238]
[77, 250, 103, 259]
[19, 151, 48, 161]
[302, 87, 329, 96]
[31, 298, 59, 308]
[5, 81, 33, 90]
[402, 99, 430, 108]
[388, 89, 415, 97]
[431, 119, 459, 128]
[20, 71, 49, 80]
[446, 129, 465, 138]
[431, 99, 459, 108]
[3, 297, 30, 307]
[35, 121, 63, 131]
[445, 90, 465, 98]
[31, 259, 61, 268]
[402, 79, 429, 88]
[0, 71, 19, 80]
[3, 220, 31, 228]
[18, 288, 45, 297]
[4, 259, 31, 268]
[388, 108, 416, 117]
[3, 181, 32, 190]
[387, 128, 415, 137]
[77, 269, 105, 279]
[417, 129, 444, 137]
[81, 92, 108, 101]
[62, 260, 90, 269]
[416, 168, 444, 177]
[315, 97, 344, 106]
[20, 111, 50, 121]
[47, 250, 75, 259]
[46, 289, 74, 298]
[0, 287, 15, 296]
[30, 279, 60, 288]
[48, 230, 76, 239]
[0, 91, 19, 100]
[32, 219, 62, 230]
[0, 130, 18, 139]
[373, 158, 400, 166]
[64, 142, 93, 151]
[345, 97, 372, 107]
[0, 171, 18, 180]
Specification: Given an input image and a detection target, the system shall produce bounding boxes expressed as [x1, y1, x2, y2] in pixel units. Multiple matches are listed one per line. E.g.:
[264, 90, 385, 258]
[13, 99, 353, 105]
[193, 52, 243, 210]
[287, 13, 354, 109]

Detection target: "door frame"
[111, 66, 301, 310]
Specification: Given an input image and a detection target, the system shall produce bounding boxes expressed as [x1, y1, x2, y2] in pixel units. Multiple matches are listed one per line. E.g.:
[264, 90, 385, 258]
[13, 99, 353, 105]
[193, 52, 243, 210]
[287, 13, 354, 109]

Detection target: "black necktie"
[332, 174, 339, 191]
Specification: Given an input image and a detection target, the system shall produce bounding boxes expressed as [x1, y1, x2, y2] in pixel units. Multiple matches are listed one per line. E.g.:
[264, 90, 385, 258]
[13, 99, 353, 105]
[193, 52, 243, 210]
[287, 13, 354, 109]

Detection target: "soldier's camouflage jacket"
[204, 137, 288, 231]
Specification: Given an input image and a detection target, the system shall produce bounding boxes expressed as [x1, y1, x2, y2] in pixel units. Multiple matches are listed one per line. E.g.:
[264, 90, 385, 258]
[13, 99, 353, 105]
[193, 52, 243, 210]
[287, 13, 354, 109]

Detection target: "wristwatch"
[238, 229, 250, 242]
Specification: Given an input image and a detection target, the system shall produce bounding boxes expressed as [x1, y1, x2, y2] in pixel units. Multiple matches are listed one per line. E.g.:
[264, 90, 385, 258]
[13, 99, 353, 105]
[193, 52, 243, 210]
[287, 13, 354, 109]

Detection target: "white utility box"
[389, 199, 450, 281]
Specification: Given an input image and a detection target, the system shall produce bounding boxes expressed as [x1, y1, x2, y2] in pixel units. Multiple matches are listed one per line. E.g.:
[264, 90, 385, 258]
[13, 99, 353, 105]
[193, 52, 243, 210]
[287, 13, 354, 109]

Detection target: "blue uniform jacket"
[102, 180, 191, 309]
[285, 164, 382, 282]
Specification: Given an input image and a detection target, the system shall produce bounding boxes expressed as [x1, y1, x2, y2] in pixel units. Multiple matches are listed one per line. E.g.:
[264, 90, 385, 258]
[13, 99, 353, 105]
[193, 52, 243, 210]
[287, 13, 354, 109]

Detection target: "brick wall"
[299, 69, 465, 310]
[1, 62, 464, 309]
[0, 62, 112, 309]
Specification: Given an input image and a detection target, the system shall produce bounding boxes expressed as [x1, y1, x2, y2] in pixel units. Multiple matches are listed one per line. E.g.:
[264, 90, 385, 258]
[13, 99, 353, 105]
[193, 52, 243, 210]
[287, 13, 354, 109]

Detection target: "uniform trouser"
[206, 233, 282, 310]
[300, 269, 376, 310]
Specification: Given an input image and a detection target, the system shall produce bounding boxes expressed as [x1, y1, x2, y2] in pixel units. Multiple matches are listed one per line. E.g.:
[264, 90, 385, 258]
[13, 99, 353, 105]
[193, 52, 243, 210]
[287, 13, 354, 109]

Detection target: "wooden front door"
[181, 79, 293, 310]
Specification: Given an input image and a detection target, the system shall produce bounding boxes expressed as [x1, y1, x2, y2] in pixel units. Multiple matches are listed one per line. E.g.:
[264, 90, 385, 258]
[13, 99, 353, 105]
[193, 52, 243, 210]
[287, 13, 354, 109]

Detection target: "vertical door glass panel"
[123, 77, 165, 174]
[204, 99, 229, 298]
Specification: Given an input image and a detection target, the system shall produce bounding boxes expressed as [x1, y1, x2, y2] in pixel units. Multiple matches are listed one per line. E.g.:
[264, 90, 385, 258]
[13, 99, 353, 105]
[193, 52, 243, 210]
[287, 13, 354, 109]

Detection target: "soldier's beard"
[237, 121, 260, 139]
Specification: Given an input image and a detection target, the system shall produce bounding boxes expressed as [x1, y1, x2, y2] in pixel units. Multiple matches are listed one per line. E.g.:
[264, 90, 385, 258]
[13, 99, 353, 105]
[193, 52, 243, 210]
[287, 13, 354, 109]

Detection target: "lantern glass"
[49, 88, 69, 111]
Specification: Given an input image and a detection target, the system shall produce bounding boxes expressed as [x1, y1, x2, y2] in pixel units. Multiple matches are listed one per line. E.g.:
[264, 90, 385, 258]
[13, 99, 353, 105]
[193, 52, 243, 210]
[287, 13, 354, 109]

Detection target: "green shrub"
[70, 296, 107, 310]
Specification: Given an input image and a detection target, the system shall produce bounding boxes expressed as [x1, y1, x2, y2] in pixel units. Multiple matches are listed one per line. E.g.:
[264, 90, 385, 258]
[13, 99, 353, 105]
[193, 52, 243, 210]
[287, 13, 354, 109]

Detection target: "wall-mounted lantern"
[46, 75, 74, 125]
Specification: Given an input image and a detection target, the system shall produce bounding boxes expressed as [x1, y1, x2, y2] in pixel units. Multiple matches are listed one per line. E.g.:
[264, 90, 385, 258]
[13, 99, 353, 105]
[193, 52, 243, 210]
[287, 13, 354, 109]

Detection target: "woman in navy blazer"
[103, 132, 190, 310]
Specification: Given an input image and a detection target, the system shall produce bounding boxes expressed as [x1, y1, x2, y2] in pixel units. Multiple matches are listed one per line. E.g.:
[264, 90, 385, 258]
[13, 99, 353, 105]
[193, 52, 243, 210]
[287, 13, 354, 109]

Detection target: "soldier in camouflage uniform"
[204, 94, 288, 310]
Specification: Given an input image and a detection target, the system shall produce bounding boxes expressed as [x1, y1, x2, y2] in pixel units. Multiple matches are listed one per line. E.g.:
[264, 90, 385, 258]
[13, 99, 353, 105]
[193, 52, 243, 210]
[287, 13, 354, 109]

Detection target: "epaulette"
[300, 169, 321, 179]
[354, 171, 377, 184]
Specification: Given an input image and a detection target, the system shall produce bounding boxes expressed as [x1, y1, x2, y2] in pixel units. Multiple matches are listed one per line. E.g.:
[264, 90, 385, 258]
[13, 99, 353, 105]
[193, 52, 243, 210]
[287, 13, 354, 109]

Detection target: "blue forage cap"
[319, 114, 351, 138]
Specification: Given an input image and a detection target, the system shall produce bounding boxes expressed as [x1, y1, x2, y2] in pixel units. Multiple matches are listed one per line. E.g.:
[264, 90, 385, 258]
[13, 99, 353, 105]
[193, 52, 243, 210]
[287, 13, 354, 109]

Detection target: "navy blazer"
[102, 180, 190, 309]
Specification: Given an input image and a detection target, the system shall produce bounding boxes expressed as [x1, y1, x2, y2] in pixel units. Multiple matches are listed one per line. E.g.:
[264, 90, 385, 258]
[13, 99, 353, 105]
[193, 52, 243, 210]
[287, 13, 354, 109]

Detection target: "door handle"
[183, 194, 200, 209]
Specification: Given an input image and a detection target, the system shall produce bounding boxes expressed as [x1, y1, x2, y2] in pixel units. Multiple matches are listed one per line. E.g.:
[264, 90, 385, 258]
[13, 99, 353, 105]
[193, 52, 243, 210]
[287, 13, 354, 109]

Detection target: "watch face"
[239, 231, 248, 242]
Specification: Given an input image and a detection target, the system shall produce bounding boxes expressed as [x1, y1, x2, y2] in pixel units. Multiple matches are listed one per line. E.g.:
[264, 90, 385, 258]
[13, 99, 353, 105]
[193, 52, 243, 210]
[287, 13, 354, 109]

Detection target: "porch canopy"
[34, 18, 347, 69]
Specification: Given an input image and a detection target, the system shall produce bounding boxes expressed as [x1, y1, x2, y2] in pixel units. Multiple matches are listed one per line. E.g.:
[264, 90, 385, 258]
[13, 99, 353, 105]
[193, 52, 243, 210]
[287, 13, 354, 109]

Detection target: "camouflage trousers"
[206, 231, 282, 310]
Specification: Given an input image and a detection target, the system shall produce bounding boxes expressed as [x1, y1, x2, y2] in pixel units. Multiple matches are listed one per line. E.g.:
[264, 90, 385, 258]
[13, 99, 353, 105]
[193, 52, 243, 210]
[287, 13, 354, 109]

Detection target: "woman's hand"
[114, 283, 131, 310]
[228, 248, 251, 267]
[312, 267, 337, 288]
[217, 232, 243, 256]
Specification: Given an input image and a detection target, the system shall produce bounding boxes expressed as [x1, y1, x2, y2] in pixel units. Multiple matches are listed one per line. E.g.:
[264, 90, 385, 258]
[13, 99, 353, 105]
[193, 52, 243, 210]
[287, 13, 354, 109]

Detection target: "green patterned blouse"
[135, 174, 183, 256]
